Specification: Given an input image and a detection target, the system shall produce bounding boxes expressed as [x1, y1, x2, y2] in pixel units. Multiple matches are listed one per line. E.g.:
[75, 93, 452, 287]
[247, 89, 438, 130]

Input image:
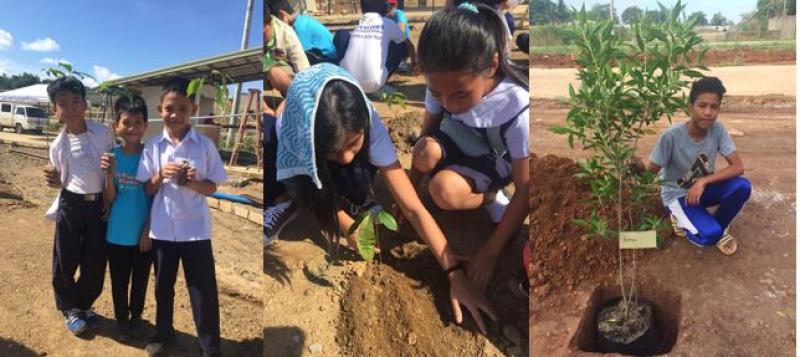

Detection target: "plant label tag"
[619, 231, 657, 250]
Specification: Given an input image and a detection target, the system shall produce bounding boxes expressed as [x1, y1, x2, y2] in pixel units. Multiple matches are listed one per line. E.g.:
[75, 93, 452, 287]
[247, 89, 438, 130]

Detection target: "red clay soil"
[528, 155, 669, 301]
[532, 47, 796, 68]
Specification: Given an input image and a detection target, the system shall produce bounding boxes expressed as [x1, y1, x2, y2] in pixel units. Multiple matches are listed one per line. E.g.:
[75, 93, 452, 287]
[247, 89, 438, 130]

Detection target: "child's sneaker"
[484, 190, 510, 223]
[264, 200, 299, 246]
[82, 308, 100, 330]
[145, 334, 173, 356]
[64, 308, 88, 336]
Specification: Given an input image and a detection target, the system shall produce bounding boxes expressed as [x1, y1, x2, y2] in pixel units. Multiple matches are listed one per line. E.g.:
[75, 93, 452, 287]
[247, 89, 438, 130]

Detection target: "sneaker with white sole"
[82, 308, 100, 330]
[484, 190, 510, 223]
[264, 200, 299, 246]
[64, 308, 88, 336]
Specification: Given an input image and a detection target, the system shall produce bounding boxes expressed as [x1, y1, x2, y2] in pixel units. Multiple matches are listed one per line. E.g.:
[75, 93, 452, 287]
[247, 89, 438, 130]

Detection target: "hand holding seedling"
[100, 153, 116, 177]
[43, 165, 61, 188]
[161, 162, 184, 182]
[448, 270, 497, 335]
[686, 178, 707, 206]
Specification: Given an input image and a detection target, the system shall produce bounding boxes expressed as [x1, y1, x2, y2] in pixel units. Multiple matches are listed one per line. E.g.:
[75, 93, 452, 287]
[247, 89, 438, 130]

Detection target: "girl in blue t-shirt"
[412, 3, 530, 292]
[101, 95, 152, 342]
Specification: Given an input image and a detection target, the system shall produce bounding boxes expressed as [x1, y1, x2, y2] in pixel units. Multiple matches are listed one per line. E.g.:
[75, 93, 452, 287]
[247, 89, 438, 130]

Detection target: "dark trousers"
[52, 189, 107, 312]
[107, 243, 153, 323]
[332, 30, 407, 76]
[153, 239, 220, 357]
[263, 114, 285, 207]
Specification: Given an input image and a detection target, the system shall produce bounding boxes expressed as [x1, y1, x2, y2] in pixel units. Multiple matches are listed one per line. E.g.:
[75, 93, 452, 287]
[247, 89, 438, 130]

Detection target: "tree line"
[530, 0, 795, 26]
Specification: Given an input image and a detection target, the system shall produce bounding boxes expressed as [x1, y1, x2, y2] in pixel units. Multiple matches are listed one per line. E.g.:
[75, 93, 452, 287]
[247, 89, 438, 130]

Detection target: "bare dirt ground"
[262, 48, 531, 356]
[0, 144, 263, 356]
[532, 65, 797, 99]
[529, 92, 796, 356]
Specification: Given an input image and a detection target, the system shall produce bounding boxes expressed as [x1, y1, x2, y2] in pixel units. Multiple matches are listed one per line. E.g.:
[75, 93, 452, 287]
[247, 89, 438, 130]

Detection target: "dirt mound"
[337, 264, 492, 357]
[532, 47, 796, 68]
[528, 155, 668, 302]
[384, 112, 421, 155]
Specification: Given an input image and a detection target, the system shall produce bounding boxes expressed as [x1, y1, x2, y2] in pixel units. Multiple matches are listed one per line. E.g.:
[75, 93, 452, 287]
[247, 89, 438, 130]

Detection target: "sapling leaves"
[352, 208, 398, 262]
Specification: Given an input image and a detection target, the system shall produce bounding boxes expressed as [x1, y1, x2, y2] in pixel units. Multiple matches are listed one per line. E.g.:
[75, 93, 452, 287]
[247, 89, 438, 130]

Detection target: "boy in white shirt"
[335, 0, 417, 94]
[136, 78, 228, 356]
[43, 76, 114, 336]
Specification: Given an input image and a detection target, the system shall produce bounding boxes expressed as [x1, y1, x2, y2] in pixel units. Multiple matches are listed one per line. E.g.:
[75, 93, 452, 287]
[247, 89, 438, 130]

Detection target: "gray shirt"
[649, 121, 737, 205]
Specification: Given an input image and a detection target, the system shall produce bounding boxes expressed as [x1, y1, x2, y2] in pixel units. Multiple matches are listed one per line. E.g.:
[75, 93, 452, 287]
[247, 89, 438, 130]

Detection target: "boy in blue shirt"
[387, 0, 411, 40]
[269, 0, 337, 64]
[101, 95, 153, 342]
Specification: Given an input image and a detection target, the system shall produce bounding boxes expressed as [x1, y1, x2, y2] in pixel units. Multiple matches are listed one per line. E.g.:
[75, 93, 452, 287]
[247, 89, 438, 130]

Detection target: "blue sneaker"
[82, 308, 100, 330]
[64, 309, 88, 336]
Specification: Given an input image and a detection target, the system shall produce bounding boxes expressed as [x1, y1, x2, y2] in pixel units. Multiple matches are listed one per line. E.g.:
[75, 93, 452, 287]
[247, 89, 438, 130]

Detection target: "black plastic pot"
[596, 297, 659, 356]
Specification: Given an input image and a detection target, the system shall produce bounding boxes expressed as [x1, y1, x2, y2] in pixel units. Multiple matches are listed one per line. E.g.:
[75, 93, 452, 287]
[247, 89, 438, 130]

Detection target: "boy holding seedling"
[136, 77, 228, 356]
[43, 76, 114, 336]
[101, 95, 153, 342]
[647, 76, 751, 256]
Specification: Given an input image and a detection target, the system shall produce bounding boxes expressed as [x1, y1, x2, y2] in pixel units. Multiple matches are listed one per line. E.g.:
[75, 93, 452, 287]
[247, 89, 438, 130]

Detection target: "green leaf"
[376, 210, 398, 231]
[549, 126, 572, 135]
[356, 220, 376, 261]
[348, 211, 370, 236]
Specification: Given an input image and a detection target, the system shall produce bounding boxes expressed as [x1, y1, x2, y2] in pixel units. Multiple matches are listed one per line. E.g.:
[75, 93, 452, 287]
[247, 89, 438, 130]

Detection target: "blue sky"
[0, 0, 262, 90]
[563, 0, 759, 23]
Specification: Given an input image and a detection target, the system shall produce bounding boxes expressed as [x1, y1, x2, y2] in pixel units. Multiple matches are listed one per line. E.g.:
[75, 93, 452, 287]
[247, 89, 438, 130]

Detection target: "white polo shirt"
[339, 13, 406, 94]
[136, 127, 228, 242]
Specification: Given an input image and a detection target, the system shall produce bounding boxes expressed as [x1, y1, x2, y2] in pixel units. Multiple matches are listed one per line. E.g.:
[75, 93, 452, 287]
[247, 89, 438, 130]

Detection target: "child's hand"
[455, 249, 499, 292]
[161, 162, 182, 180]
[139, 235, 152, 253]
[187, 167, 198, 183]
[686, 178, 707, 206]
[448, 270, 497, 335]
[43, 165, 61, 188]
[101, 201, 111, 221]
[100, 153, 116, 176]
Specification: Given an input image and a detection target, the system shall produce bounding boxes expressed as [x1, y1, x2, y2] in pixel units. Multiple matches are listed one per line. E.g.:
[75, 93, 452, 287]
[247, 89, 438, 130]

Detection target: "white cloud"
[79, 65, 121, 88]
[0, 59, 10, 75]
[92, 65, 120, 82]
[82, 77, 99, 88]
[40, 57, 71, 65]
[0, 29, 12, 50]
[21, 38, 60, 52]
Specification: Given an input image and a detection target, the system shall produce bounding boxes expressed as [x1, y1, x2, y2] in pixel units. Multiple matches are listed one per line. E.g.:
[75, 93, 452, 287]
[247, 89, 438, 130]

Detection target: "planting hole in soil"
[570, 282, 681, 356]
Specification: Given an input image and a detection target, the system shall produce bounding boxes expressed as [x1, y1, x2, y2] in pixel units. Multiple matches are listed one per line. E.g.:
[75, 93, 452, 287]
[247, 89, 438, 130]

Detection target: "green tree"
[0, 73, 43, 91]
[644, 8, 666, 24]
[688, 11, 709, 26]
[531, 0, 558, 24]
[556, 0, 570, 22]
[551, 0, 706, 322]
[710, 12, 728, 26]
[589, 3, 617, 23]
[621, 6, 643, 25]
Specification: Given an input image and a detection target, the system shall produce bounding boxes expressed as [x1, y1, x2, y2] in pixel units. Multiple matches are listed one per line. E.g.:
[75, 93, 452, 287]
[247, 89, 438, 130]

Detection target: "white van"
[0, 102, 49, 134]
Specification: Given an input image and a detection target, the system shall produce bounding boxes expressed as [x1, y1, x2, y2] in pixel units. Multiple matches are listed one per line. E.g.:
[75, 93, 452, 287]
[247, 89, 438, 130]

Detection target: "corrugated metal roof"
[106, 47, 263, 89]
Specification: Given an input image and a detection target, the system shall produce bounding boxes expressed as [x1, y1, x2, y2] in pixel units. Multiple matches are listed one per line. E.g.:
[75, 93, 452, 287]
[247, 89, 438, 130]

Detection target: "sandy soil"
[0, 144, 263, 356]
[531, 65, 797, 99]
[529, 95, 796, 356]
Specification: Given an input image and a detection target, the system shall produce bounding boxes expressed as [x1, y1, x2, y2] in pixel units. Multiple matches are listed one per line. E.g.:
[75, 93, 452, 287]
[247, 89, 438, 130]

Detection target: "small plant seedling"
[347, 206, 398, 262]
[187, 70, 234, 115]
[42, 62, 95, 81]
